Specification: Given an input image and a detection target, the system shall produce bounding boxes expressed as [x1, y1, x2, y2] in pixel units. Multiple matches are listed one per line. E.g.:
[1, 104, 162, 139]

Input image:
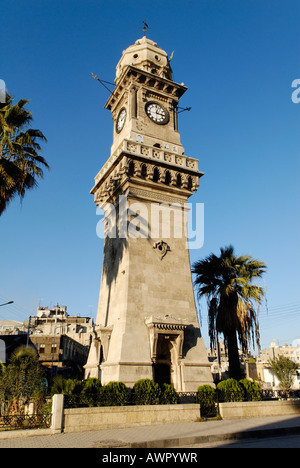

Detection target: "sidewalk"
[0, 415, 300, 448]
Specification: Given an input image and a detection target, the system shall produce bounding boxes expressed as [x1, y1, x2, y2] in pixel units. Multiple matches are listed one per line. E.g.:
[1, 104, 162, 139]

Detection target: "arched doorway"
[145, 316, 187, 391]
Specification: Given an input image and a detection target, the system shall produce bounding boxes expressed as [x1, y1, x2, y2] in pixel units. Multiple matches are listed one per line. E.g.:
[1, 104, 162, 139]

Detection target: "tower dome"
[115, 36, 173, 82]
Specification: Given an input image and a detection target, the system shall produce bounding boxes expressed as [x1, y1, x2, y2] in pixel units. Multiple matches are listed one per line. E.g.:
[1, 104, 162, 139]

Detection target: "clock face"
[116, 107, 127, 133]
[145, 102, 169, 125]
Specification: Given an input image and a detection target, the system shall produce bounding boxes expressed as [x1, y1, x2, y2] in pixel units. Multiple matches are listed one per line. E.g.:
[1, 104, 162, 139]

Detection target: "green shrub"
[239, 379, 262, 401]
[82, 378, 102, 392]
[50, 376, 83, 395]
[197, 385, 216, 415]
[132, 379, 161, 405]
[99, 381, 128, 406]
[40, 399, 52, 416]
[217, 378, 244, 402]
[160, 384, 178, 404]
[81, 378, 102, 406]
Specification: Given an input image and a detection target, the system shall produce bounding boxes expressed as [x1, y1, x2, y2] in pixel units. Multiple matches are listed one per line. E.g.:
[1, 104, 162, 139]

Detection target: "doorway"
[154, 363, 171, 386]
[153, 334, 172, 386]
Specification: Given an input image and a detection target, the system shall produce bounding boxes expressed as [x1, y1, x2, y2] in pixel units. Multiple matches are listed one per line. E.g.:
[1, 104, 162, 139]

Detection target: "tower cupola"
[115, 36, 173, 82]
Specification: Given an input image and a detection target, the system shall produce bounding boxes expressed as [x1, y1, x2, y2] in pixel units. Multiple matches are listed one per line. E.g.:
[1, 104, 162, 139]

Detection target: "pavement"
[0, 414, 300, 448]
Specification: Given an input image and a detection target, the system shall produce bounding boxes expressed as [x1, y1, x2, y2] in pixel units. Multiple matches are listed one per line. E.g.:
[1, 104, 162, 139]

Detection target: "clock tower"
[85, 36, 213, 391]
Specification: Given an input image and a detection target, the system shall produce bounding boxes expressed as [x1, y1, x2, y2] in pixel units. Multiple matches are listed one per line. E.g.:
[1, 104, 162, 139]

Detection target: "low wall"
[219, 400, 300, 419]
[63, 404, 200, 433]
[51, 396, 300, 434]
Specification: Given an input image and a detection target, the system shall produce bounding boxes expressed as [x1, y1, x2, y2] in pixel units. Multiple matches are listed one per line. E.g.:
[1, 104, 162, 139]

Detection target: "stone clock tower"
[85, 36, 213, 391]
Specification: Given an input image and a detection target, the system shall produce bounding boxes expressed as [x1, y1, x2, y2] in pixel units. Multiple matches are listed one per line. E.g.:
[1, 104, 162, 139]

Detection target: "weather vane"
[141, 19, 150, 36]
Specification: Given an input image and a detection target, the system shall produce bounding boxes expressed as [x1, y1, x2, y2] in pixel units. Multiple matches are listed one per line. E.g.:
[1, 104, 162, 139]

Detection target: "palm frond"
[0, 94, 48, 214]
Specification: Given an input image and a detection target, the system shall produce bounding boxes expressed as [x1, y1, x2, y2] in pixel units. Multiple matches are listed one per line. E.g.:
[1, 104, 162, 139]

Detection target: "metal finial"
[141, 19, 150, 36]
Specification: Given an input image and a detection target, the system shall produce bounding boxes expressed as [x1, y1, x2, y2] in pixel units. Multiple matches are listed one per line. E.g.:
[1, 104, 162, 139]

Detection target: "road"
[183, 434, 300, 448]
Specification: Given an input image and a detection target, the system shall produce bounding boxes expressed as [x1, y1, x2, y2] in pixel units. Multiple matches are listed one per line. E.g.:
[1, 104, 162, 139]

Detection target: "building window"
[153, 167, 160, 183]
[165, 171, 171, 185]
[141, 164, 147, 179]
[128, 161, 135, 177]
[176, 173, 182, 188]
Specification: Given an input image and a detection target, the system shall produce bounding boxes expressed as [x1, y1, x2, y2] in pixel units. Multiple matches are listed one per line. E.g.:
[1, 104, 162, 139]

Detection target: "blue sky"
[0, 0, 299, 352]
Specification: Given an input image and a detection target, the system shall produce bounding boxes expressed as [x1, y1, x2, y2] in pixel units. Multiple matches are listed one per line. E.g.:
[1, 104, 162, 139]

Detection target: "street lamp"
[0, 301, 14, 307]
[51, 324, 69, 377]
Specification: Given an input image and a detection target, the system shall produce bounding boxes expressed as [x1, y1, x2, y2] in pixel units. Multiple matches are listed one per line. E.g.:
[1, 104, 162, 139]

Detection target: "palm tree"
[192, 245, 266, 380]
[0, 346, 45, 409]
[0, 93, 48, 215]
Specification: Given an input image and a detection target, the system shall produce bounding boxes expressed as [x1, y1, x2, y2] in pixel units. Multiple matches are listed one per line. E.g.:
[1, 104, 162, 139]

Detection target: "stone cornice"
[105, 65, 187, 111]
[91, 138, 203, 195]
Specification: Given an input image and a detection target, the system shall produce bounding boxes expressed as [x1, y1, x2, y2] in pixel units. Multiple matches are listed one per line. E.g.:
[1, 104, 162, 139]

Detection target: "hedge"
[132, 379, 161, 405]
[239, 379, 262, 401]
[217, 378, 244, 402]
[51, 377, 263, 407]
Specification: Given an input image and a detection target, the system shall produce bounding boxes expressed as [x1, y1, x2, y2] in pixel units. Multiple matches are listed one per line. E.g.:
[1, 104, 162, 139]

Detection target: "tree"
[192, 245, 266, 380]
[0, 93, 48, 215]
[0, 346, 45, 407]
[0, 361, 5, 379]
[268, 355, 299, 393]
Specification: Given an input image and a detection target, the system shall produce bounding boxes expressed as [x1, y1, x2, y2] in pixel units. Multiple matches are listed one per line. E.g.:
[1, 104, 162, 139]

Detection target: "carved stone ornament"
[153, 240, 171, 259]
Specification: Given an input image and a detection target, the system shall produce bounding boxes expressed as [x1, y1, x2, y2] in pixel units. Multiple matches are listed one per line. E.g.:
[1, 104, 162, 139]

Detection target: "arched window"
[128, 161, 135, 177]
[165, 171, 171, 186]
[153, 167, 160, 183]
[141, 164, 147, 179]
[176, 173, 182, 188]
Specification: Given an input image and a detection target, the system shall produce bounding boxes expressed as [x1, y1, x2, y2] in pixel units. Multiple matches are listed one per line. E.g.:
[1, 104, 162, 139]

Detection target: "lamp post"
[0, 301, 14, 307]
[26, 316, 31, 346]
[51, 324, 69, 377]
